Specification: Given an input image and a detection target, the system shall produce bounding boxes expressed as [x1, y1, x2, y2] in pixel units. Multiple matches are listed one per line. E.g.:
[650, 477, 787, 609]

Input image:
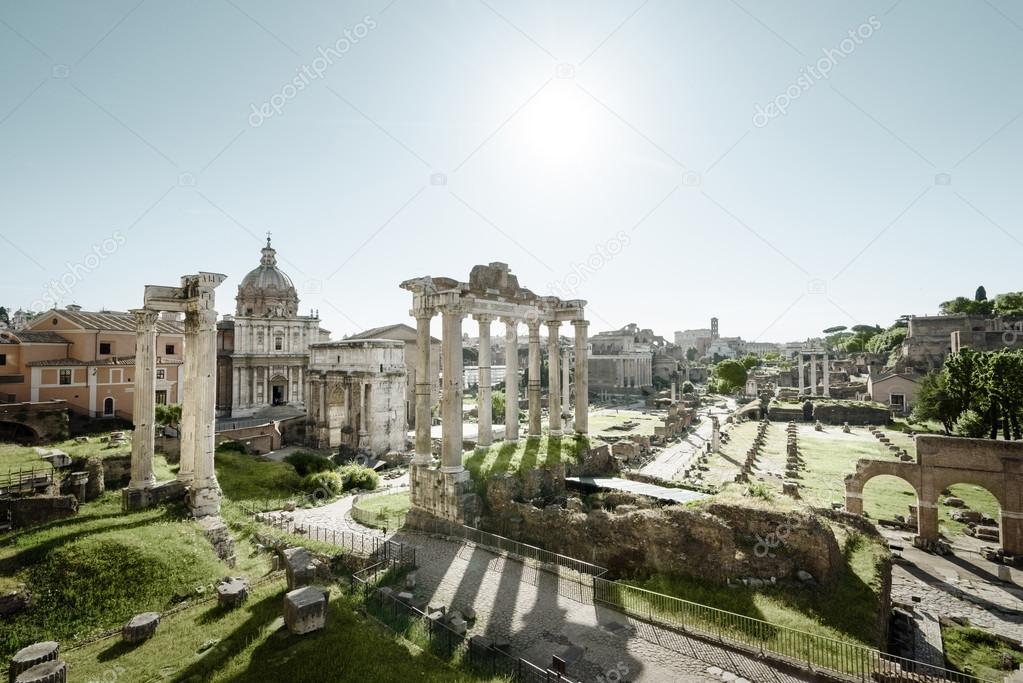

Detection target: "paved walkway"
[272, 482, 810, 682]
[640, 400, 736, 481]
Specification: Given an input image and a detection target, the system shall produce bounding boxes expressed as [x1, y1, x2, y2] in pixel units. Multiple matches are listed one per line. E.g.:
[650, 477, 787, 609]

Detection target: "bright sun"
[515, 82, 597, 164]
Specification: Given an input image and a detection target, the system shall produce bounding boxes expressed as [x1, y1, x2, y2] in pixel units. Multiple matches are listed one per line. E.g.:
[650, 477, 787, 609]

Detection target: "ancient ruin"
[305, 339, 407, 455]
[124, 272, 226, 517]
[796, 349, 830, 397]
[401, 263, 587, 524]
[845, 435, 1023, 555]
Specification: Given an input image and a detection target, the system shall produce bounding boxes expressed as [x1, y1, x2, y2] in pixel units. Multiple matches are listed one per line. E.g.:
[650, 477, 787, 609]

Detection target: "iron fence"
[593, 579, 995, 683]
[351, 565, 576, 683]
[0, 465, 54, 496]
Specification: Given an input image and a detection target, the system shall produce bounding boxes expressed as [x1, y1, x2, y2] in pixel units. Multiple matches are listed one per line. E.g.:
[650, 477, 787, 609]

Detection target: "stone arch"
[844, 459, 922, 516]
[0, 421, 40, 444]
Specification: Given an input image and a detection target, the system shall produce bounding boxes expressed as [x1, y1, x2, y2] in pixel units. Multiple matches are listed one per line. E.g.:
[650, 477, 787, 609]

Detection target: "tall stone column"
[475, 315, 493, 447]
[440, 303, 465, 473]
[502, 317, 519, 441]
[178, 312, 199, 484]
[823, 352, 831, 397]
[527, 320, 542, 437]
[561, 346, 571, 426]
[810, 353, 818, 397]
[129, 309, 159, 490]
[359, 382, 370, 441]
[413, 311, 434, 465]
[798, 354, 805, 396]
[189, 308, 221, 517]
[547, 320, 562, 436]
[572, 320, 589, 435]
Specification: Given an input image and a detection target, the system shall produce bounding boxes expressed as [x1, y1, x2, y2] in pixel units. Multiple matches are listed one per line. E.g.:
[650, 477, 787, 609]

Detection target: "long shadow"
[544, 436, 562, 469]
[943, 552, 1023, 602]
[490, 441, 518, 477]
[517, 438, 541, 476]
[901, 559, 1023, 618]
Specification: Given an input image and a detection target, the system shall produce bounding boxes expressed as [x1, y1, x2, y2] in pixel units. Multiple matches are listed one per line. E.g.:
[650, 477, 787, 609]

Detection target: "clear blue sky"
[2, 0, 1021, 342]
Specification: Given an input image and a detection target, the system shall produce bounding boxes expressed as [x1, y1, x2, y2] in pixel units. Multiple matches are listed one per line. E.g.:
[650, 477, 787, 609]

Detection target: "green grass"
[942, 624, 1023, 681]
[0, 492, 270, 661]
[215, 450, 304, 507]
[63, 580, 506, 683]
[463, 434, 585, 483]
[353, 491, 411, 529]
[621, 527, 890, 654]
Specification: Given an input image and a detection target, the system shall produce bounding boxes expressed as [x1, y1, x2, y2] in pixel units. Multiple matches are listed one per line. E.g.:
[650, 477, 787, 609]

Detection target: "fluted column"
[572, 320, 589, 435]
[547, 320, 562, 436]
[178, 312, 199, 484]
[562, 346, 571, 426]
[190, 308, 221, 514]
[440, 303, 465, 472]
[810, 353, 818, 397]
[502, 317, 519, 441]
[475, 314, 493, 447]
[129, 309, 159, 490]
[413, 310, 434, 464]
[527, 319, 542, 437]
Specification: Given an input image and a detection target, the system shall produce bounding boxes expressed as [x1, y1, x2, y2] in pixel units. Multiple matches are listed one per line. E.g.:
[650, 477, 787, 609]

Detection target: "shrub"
[301, 470, 345, 496]
[339, 464, 379, 491]
[215, 440, 248, 454]
[285, 451, 335, 477]
[954, 409, 988, 438]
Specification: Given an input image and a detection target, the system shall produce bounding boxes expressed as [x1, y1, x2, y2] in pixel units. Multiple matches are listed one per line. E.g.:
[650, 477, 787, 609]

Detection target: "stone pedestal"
[216, 577, 250, 608]
[409, 464, 478, 525]
[9, 642, 58, 683]
[284, 586, 329, 635]
[122, 612, 160, 643]
[13, 661, 66, 683]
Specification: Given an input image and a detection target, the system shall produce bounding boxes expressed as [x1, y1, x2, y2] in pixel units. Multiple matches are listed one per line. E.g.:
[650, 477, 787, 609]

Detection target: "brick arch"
[844, 436, 1023, 555]
[0, 401, 69, 444]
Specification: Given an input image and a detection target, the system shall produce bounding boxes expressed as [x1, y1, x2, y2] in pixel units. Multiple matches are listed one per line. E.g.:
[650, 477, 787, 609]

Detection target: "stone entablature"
[305, 340, 407, 455]
[845, 435, 1023, 555]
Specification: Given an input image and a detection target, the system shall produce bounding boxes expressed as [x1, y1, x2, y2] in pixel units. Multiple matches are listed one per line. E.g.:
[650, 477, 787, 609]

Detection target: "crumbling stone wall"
[1, 495, 78, 529]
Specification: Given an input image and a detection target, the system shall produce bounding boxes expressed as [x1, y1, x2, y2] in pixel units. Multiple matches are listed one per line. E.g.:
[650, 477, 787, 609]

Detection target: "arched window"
[103, 397, 114, 416]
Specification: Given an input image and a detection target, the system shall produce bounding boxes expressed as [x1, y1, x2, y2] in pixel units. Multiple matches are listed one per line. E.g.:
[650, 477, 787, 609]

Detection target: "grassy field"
[0, 492, 270, 661]
[463, 434, 585, 483]
[214, 449, 305, 506]
[942, 624, 1023, 681]
[623, 527, 890, 651]
[353, 491, 411, 529]
[63, 580, 505, 683]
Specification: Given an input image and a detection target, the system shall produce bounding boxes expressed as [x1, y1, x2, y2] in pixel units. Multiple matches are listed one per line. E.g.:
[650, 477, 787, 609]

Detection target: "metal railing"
[593, 579, 995, 683]
[350, 487, 410, 530]
[351, 565, 577, 682]
[0, 465, 54, 496]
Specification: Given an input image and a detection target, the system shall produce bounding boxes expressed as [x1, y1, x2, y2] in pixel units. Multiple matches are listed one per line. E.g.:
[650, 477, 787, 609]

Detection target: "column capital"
[545, 319, 562, 331]
[499, 315, 519, 326]
[412, 305, 436, 321]
[130, 308, 160, 330]
[473, 313, 496, 324]
[438, 301, 466, 318]
[571, 319, 589, 329]
[525, 318, 542, 332]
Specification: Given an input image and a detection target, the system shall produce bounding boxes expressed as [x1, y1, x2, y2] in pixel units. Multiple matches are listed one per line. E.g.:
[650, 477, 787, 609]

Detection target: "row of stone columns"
[797, 351, 830, 397]
[411, 308, 589, 472]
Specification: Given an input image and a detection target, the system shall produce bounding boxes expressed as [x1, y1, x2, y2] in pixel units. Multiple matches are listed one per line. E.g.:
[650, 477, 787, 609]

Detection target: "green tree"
[685, 347, 698, 362]
[739, 354, 759, 370]
[154, 403, 182, 431]
[940, 296, 994, 316]
[0, 306, 8, 326]
[976, 286, 988, 302]
[714, 360, 747, 393]
[911, 371, 958, 433]
[994, 291, 1023, 317]
[823, 325, 848, 335]
[865, 326, 908, 356]
[491, 390, 506, 421]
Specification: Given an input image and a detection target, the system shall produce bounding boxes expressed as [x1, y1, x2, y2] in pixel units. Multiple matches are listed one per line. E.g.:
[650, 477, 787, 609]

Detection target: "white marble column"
[547, 320, 562, 436]
[823, 352, 831, 397]
[561, 346, 571, 425]
[475, 315, 493, 447]
[440, 304, 465, 472]
[178, 312, 198, 484]
[190, 308, 221, 515]
[572, 320, 589, 435]
[413, 310, 434, 464]
[810, 353, 818, 397]
[231, 366, 240, 414]
[359, 382, 370, 441]
[798, 354, 805, 396]
[129, 309, 159, 490]
[502, 317, 519, 441]
[527, 319, 542, 438]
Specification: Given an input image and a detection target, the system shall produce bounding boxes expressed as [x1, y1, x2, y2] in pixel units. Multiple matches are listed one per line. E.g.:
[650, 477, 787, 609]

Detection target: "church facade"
[216, 238, 329, 417]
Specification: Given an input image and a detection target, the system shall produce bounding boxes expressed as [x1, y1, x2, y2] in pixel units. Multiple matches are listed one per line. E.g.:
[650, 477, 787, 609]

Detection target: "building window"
[0, 354, 5, 366]
[59, 369, 72, 385]
[890, 394, 905, 409]
[99, 342, 112, 355]
[155, 390, 168, 405]
[165, 344, 175, 355]
[103, 397, 114, 416]
[275, 336, 283, 351]
[156, 369, 166, 380]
